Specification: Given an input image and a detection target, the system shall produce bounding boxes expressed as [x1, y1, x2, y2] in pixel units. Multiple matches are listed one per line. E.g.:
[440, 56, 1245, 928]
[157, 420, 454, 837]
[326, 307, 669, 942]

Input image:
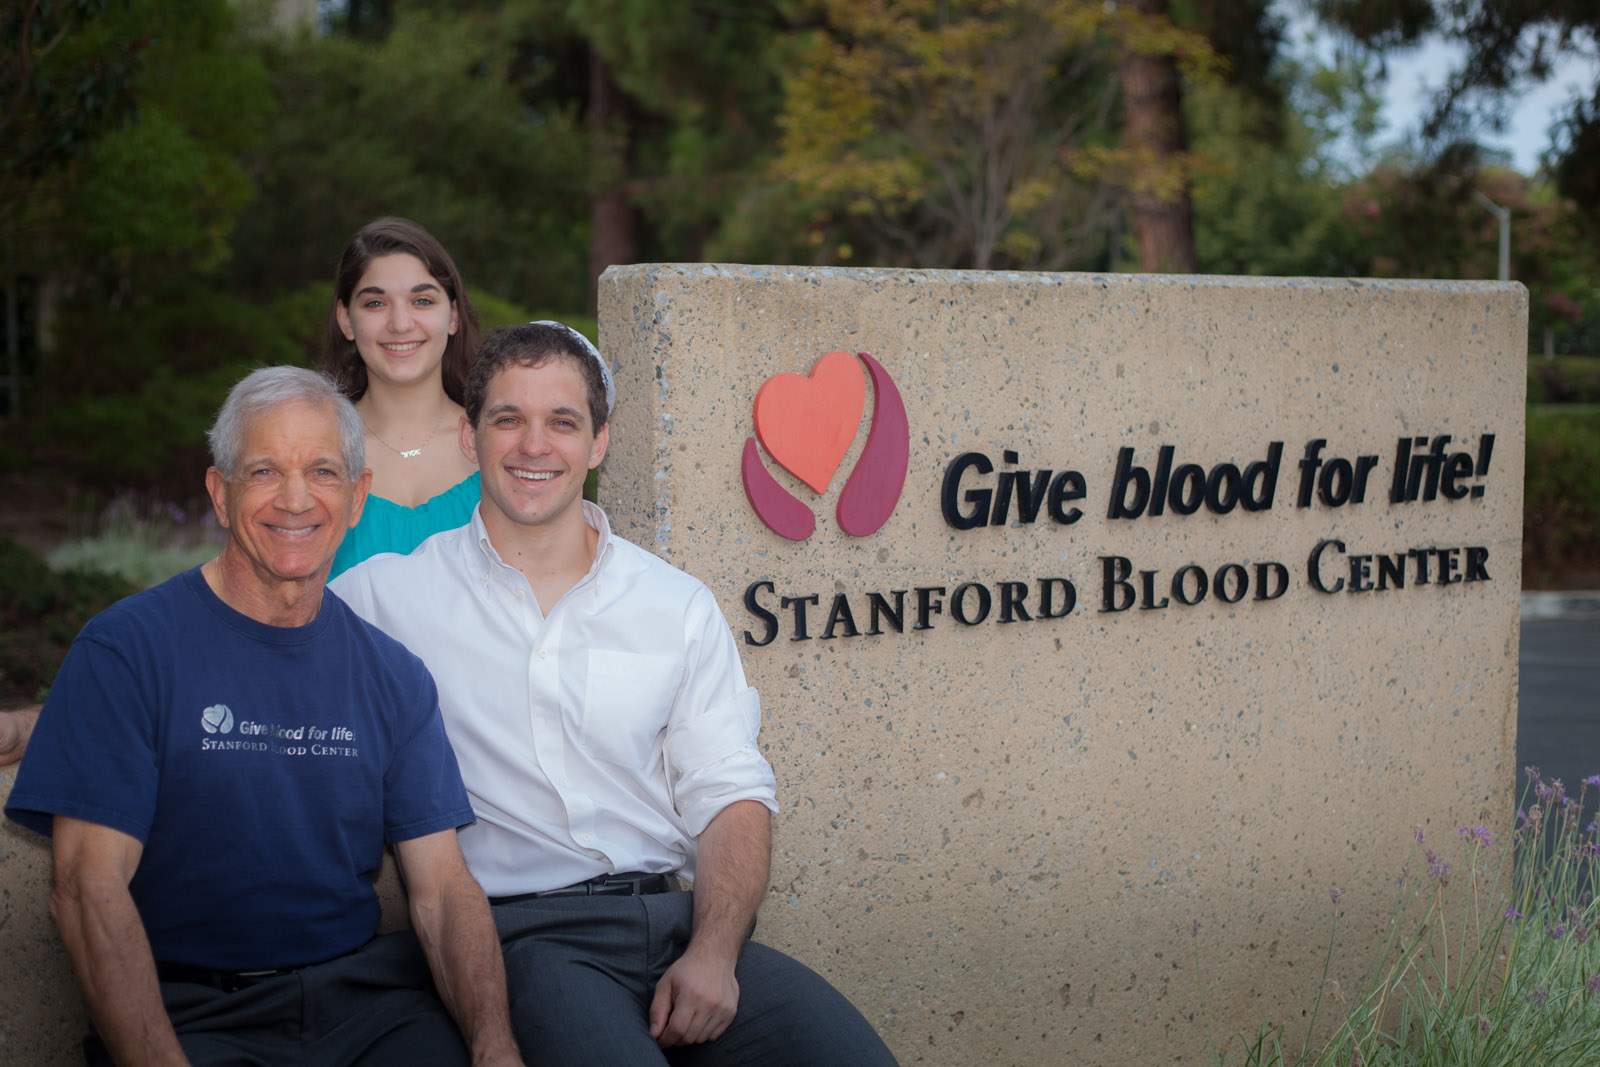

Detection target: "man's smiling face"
[206, 400, 368, 588]
[464, 357, 608, 536]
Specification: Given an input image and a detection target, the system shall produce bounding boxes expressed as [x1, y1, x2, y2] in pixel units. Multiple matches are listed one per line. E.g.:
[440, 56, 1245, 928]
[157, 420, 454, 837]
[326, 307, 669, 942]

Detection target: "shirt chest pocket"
[581, 651, 681, 768]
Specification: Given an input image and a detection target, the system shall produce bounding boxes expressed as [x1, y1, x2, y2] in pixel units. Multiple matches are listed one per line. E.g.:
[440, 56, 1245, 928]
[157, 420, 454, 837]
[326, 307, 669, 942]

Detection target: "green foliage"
[26, 286, 311, 495]
[1528, 357, 1600, 406]
[231, 9, 590, 311]
[1523, 406, 1600, 589]
[1200, 775, 1600, 1066]
[0, 538, 133, 705]
[1188, 64, 1368, 277]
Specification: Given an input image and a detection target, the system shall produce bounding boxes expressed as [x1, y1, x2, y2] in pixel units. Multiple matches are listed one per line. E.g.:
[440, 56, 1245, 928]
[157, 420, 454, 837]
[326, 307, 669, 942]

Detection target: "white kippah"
[531, 320, 615, 414]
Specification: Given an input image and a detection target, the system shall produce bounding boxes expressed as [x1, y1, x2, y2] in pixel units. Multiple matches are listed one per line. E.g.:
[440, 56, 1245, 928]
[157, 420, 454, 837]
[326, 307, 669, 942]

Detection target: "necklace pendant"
[400, 448, 422, 458]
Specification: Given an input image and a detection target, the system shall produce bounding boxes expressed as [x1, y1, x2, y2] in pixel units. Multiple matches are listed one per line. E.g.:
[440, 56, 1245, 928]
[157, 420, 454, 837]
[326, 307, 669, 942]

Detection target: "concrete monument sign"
[598, 265, 1525, 1065]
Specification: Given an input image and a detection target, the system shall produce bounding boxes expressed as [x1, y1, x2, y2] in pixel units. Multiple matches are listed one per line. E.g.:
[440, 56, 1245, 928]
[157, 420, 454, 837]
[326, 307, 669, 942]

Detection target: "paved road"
[1517, 618, 1600, 825]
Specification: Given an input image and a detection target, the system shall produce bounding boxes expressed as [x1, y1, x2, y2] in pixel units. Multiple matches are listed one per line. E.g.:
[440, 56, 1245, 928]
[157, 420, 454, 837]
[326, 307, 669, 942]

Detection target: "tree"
[772, 0, 1125, 270]
[1311, 0, 1600, 217]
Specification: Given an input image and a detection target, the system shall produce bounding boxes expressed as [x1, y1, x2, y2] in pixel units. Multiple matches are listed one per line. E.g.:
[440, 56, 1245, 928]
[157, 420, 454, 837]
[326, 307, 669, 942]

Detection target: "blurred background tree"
[0, 0, 1595, 586]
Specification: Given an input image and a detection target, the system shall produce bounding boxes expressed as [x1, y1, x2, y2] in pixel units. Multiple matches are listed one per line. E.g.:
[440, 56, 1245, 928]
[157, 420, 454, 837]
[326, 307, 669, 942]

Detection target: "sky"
[1276, 4, 1599, 174]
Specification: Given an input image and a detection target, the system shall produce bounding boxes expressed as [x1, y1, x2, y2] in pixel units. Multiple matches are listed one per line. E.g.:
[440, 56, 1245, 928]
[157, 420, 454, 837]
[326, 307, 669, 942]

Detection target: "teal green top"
[329, 472, 480, 580]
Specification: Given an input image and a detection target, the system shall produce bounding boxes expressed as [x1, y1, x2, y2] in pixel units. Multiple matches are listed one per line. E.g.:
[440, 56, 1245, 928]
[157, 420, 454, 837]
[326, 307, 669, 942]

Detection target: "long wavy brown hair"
[321, 217, 480, 403]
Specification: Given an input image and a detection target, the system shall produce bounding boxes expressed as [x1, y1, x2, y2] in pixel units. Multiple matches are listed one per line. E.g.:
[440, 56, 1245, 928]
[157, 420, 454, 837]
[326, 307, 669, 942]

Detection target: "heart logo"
[753, 351, 866, 493]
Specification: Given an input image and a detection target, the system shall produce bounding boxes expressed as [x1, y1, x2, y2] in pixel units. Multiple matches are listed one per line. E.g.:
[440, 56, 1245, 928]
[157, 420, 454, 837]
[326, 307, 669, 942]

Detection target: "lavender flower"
[1587, 974, 1600, 995]
[1330, 888, 1343, 906]
[1396, 864, 1409, 888]
[1191, 919, 1200, 937]
[1414, 825, 1426, 844]
[1527, 985, 1548, 1006]
[1458, 825, 1491, 848]
[1584, 774, 1600, 789]
[1426, 850, 1451, 884]
[1476, 1014, 1491, 1037]
[1504, 906, 1525, 920]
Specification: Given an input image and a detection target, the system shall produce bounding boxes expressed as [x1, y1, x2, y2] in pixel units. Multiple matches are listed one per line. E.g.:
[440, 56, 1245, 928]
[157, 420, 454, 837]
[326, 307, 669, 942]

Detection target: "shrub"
[0, 539, 134, 705]
[1199, 771, 1600, 1066]
[1523, 407, 1600, 588]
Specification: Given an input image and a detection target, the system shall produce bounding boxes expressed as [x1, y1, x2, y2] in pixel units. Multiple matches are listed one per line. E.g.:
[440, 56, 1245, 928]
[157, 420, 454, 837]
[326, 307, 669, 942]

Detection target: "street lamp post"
[1471, 189, 1511, 282]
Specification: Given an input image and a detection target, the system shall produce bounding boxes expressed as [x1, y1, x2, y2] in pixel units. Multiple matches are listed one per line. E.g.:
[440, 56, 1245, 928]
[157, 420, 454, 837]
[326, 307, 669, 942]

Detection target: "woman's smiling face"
[335, 253, 459, 391]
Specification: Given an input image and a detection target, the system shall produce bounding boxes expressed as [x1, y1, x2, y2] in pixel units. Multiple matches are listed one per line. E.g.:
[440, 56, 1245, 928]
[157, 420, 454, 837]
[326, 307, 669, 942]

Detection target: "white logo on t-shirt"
[201, 704, 234, 734]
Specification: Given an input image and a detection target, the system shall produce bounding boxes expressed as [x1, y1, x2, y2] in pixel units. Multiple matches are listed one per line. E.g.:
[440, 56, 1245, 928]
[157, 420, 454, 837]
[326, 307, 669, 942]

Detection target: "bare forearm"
[689, 800, 772, 962]
[53, 878, 188, 1065]
[409, 876, 519, 1064]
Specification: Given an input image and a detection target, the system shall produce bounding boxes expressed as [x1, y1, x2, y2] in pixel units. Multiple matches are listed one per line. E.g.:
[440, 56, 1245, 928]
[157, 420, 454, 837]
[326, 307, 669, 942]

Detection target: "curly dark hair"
[466, 323, 609, 433]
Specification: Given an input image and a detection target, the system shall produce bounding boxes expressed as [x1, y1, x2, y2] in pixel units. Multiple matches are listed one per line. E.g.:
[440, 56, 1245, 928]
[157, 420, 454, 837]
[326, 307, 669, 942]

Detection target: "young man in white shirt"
[332, 322, 898, 1065]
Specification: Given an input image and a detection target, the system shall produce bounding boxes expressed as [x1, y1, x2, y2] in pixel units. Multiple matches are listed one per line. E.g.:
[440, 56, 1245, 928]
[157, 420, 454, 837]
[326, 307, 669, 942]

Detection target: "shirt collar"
[467, 500, 616, 588]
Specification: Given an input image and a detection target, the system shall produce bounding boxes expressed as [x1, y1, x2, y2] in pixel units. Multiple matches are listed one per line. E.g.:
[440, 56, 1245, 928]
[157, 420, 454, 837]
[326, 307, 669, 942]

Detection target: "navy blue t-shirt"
[6, 568, 473, 971]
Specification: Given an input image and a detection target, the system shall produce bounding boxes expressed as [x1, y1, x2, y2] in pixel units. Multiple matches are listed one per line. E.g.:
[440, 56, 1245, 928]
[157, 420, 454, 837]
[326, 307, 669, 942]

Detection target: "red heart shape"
[753, 351, 865, 494]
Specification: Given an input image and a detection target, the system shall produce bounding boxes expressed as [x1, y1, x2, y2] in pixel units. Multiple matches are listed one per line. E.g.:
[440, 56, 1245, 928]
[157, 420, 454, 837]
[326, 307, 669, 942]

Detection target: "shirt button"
[581, 833, 592, 843]
[538, 648, 548, 659]
[557, 778, 569, 788]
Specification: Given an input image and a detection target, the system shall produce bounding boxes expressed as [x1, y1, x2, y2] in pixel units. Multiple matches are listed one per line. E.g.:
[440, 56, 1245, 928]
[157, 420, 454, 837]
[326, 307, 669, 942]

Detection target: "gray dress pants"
[493, 890, 899, 1066]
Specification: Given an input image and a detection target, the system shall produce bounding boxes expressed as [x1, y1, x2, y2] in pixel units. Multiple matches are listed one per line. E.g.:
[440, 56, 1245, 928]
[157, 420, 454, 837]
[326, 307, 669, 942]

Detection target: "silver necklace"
[364, 409, 446, 460]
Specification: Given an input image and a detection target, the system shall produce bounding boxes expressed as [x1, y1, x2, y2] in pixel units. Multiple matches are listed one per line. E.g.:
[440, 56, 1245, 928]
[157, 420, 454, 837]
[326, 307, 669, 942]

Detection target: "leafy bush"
[1528, 356, 1600, 405]
[0, 539, 134, 705]
[1524, 406, 1600, 588]
[21, 285, 311, 497]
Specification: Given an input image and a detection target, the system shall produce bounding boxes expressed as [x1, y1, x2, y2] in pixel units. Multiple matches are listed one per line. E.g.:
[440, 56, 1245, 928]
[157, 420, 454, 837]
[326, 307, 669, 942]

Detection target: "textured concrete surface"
[598, 265, 1527, 1066]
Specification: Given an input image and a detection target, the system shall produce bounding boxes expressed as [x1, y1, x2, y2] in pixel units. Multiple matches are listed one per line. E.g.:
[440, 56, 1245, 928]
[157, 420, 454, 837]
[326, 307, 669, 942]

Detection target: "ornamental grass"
[1199, 768, 1600, 1066]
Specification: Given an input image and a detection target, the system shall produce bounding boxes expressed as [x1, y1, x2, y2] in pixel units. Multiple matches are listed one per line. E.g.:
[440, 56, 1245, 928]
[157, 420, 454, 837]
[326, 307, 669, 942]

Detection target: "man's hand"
[0, 705, 40, 766]
[648, 799, 772, 1047]
[648, 942, 740, 1047]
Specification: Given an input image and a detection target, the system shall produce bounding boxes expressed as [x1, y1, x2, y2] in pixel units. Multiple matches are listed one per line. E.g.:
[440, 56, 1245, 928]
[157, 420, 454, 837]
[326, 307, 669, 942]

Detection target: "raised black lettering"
[913, 586, 946, 630]
[1309, 540, 1346, 594]
[866, 591, 906, 635]
[821, 594, 860, 639]
[1038, 578, 1076, 618]
[1465, 546, 1490, 581]
[1101, 556, 1135, 612]
[1047, 470, 1086, 525]
[1108, 449, 1149, 520]
[998, 581, 1032, 622]
[1172, 564, 1208, 606]
[951, 583, 992, 625]
[941, 452, 993, 530]
[743, 581, 777, 647]
[780, 594, 820, 641]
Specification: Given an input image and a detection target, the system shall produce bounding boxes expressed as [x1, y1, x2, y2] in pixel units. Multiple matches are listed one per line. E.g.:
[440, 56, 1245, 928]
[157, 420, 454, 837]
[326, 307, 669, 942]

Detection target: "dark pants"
[85, 931, 470, 1067]
[493, 890, 898, 1066]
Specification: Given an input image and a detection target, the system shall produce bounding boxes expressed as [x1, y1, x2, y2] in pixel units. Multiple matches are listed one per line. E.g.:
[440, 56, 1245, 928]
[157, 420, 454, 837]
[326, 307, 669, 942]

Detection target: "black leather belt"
[489, 871, 675, 906]
[155, 961, 299, 993]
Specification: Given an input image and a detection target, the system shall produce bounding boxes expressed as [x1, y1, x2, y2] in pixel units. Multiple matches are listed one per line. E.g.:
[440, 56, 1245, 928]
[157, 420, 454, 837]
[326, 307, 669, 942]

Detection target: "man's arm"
[648, 798, 771, 1047]
[393, 829, 522, 1066]
[0, 705, 40, 766]
[51, 815, 189, 1066]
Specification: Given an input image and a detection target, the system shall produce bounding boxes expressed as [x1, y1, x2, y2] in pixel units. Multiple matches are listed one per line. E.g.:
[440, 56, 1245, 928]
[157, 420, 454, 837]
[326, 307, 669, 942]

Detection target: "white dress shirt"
[330, 502, 777, 896]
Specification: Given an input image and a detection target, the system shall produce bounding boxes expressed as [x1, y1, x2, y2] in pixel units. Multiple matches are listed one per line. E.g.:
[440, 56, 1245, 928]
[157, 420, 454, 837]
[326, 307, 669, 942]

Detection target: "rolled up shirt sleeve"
[664, 589, 778, 837]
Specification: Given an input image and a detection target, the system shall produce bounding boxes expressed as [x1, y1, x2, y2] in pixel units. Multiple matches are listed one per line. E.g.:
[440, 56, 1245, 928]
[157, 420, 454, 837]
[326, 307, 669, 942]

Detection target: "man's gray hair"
[208, 366, 365, 479]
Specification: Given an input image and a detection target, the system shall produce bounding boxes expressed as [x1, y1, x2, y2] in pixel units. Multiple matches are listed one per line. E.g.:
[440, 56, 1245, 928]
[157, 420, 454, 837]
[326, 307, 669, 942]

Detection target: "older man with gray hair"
[6, 367, 520, 1067]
